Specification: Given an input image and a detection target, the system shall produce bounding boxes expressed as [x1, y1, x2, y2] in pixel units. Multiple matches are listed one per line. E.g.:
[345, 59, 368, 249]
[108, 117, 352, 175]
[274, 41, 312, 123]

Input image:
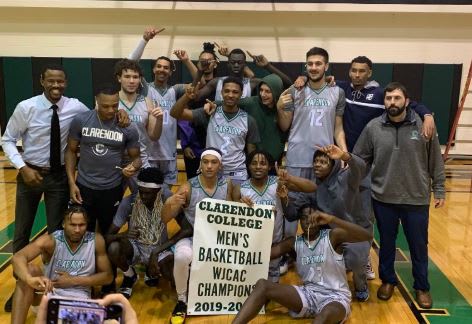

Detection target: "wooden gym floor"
[0, 153, 471, 323]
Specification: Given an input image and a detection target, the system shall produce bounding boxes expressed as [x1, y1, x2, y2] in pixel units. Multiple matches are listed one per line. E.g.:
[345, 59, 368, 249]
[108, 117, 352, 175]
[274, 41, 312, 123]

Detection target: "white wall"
[1, 1, 472, 154]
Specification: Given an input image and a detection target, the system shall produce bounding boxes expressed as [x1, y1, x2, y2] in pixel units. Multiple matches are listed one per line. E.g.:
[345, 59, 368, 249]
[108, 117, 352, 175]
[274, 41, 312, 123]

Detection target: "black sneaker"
[4, 293, 13, 312]
[118, 268, 138, 299]
[170, 301, 187, 324]
[144, 271, 159, 287]
[101, 280, 116, 297]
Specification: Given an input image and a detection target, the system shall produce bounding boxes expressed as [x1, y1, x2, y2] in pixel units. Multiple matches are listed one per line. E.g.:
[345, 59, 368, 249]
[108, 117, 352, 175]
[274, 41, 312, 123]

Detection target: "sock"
[123, 266, 135, 277]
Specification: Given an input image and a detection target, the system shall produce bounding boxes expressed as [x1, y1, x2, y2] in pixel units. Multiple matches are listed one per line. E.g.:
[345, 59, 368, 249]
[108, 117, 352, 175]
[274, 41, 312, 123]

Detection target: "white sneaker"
[366, 256, 375, 280]
[279, 257, 289, 276]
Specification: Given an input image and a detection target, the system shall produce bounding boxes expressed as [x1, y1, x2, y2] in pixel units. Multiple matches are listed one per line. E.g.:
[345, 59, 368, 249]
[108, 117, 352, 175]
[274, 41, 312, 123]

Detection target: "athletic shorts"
[149, 160, 178, 185]
[289, 283, 351, 322]
[129, 240, 173, 266]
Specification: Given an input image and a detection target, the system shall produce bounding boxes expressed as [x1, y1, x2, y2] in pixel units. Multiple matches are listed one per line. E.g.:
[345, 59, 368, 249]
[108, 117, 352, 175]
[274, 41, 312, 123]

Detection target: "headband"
[201, 149, 222, 162]
[137, 180, 162, 189]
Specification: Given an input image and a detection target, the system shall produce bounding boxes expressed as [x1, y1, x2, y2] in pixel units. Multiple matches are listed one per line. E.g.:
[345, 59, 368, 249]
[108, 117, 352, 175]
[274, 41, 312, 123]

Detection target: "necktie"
[50, 104, 61, 172]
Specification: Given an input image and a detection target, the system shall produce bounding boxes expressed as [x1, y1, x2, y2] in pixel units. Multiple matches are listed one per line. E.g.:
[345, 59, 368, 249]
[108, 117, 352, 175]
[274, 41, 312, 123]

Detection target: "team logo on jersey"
[366, 94, 374, 101]
[410, 130, 420, 140]
[92, 143, 108, 156]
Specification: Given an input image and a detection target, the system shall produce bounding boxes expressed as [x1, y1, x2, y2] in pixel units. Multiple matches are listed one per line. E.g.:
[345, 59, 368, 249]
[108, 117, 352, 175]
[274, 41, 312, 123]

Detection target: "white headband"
[201, 149, 222, 162]
[137, 180, 162, 189]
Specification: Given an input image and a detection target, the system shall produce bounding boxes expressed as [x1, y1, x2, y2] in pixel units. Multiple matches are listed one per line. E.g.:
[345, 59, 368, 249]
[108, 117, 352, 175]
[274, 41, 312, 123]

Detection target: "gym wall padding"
[0, 57, 462, 145]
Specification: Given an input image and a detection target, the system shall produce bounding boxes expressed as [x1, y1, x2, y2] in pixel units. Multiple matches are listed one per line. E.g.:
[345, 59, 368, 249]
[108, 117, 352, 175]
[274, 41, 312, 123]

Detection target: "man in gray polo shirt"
[65, 86, 141, 234]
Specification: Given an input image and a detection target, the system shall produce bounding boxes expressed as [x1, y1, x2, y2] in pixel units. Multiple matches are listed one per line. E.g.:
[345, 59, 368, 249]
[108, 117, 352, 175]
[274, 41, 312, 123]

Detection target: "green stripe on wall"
[422, 64, 454, 145]
[63, 58, 94, 109]
[3, 57, 33, 121]
[372, 63, 393, 88]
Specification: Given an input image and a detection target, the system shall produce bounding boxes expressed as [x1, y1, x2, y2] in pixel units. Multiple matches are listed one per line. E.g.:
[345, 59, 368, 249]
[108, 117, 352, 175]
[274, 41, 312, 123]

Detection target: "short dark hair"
[298, 203, 318, 220]
[222, 76, 243, 91]
[64, 205, 88, 222]
[312, 149, 335, 168]
[137, 167, 164, 185]
[40, 64, 67, 79]
[228, 48, 246, 60]
[114, 58, 143, 78]
[95, 83, 119, 97]
[155, 56, 176, 72]
[351, 56, 373, 69]
[384, 81, 409, 99]
[246, 149, 274, 175]
[306, 47, 329, 63]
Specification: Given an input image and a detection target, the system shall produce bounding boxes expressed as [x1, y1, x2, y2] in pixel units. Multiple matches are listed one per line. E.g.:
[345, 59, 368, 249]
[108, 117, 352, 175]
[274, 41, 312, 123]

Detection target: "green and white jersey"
[207, 106, 249, 175]
[215, 76, 252, 102]
[119, 94, 150, 162]
[286, 84, 345, 168]
[44, 230, 96, 299]
[184, 176, 229, 227]
[239, 175, 283, 245]
[147, 85, 177, 161]
[295, 230, 350, 298]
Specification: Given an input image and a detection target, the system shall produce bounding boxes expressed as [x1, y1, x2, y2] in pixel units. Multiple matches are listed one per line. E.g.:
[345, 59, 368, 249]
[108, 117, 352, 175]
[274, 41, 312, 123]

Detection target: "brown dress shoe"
[416, 290, 433, 309]
[377, 283, 395, 300]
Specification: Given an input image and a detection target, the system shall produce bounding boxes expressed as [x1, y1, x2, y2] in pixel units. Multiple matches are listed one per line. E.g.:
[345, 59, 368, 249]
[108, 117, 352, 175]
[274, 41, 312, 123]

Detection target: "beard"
[386, 104, 407, 117]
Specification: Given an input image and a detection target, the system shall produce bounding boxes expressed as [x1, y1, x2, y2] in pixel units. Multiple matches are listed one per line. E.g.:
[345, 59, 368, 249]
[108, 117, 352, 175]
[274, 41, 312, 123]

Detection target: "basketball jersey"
[286, 85, 341, 168]
[147, 85, 177, 161]
[207, 106, 248, 174]
[295, 230, 350, 297]
[119, 94, 150, 161]
[184, 176, 229, 227]
[44, 230, 96, 298]
[239, 176, 283, 244]
[215, 76, 252, 102]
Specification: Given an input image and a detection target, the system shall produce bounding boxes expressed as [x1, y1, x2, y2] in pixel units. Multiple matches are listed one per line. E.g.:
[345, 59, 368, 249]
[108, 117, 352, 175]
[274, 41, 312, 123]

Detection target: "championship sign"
[187, 198, 275, 315]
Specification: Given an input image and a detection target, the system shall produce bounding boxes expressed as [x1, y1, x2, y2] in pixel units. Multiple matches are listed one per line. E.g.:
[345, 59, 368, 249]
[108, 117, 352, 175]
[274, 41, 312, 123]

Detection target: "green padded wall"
[371, 63, 393, 87]
[422, 64, 455, 144]
[63, 58, 93, 109]
[3, 57, 33, 121]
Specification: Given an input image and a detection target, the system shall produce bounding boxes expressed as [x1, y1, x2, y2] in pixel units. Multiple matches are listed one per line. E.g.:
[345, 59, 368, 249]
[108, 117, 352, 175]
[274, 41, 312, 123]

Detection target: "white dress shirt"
[1, 93, 89, 169]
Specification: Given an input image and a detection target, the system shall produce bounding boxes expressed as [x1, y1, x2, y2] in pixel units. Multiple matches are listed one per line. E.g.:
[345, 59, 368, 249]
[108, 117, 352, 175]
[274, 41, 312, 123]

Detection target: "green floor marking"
[0, 202, 47, 251]
[374, 225, 472, 323]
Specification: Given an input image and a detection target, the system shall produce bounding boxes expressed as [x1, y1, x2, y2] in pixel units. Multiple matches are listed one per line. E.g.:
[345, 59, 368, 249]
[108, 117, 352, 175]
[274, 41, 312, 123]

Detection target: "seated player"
[162, 147, 233, 324]
[232, 205, 372, 324]
[106, 167, 187, 298]
[11, 206, 113, 324]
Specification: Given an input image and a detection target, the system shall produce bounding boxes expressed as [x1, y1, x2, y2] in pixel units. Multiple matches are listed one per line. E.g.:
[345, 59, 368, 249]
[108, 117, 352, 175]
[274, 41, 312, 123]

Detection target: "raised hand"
[143, 26, 165, 41]
[214, 42, 230, 57]
[294, 76, 307, 90]
[185, 82, 200, 100]
[277, 88, 293, 111]
[275, 161, 290, 182]
[173, 49, 189, 61]
[204, 99, 217, 116]
[149, 105, 164, 119]
[314, 211, 335, 226]
[247, 51, 269, 68]
[316, 144, 345, 160]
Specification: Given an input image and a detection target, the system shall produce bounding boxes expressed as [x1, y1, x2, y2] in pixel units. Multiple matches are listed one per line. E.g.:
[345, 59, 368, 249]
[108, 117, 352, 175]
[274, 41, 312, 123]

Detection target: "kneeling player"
[232, 205, 372, 324]
[106, 167, 176, 298]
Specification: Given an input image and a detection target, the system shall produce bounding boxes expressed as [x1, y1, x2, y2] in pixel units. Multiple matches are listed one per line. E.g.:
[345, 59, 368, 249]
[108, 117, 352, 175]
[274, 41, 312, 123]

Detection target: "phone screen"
[48, 297, 121, 324]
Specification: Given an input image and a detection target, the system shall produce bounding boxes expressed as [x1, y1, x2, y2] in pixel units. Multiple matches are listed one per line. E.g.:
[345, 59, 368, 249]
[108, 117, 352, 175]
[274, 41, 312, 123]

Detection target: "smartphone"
[47, 296, 122, 324]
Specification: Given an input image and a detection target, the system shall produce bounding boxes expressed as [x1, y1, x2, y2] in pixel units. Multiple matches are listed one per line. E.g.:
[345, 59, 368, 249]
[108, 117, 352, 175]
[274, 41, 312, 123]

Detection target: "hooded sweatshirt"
[239, 74, 288, 162]
[337, 79, 432, 152]
[281, 153, 370, 229]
